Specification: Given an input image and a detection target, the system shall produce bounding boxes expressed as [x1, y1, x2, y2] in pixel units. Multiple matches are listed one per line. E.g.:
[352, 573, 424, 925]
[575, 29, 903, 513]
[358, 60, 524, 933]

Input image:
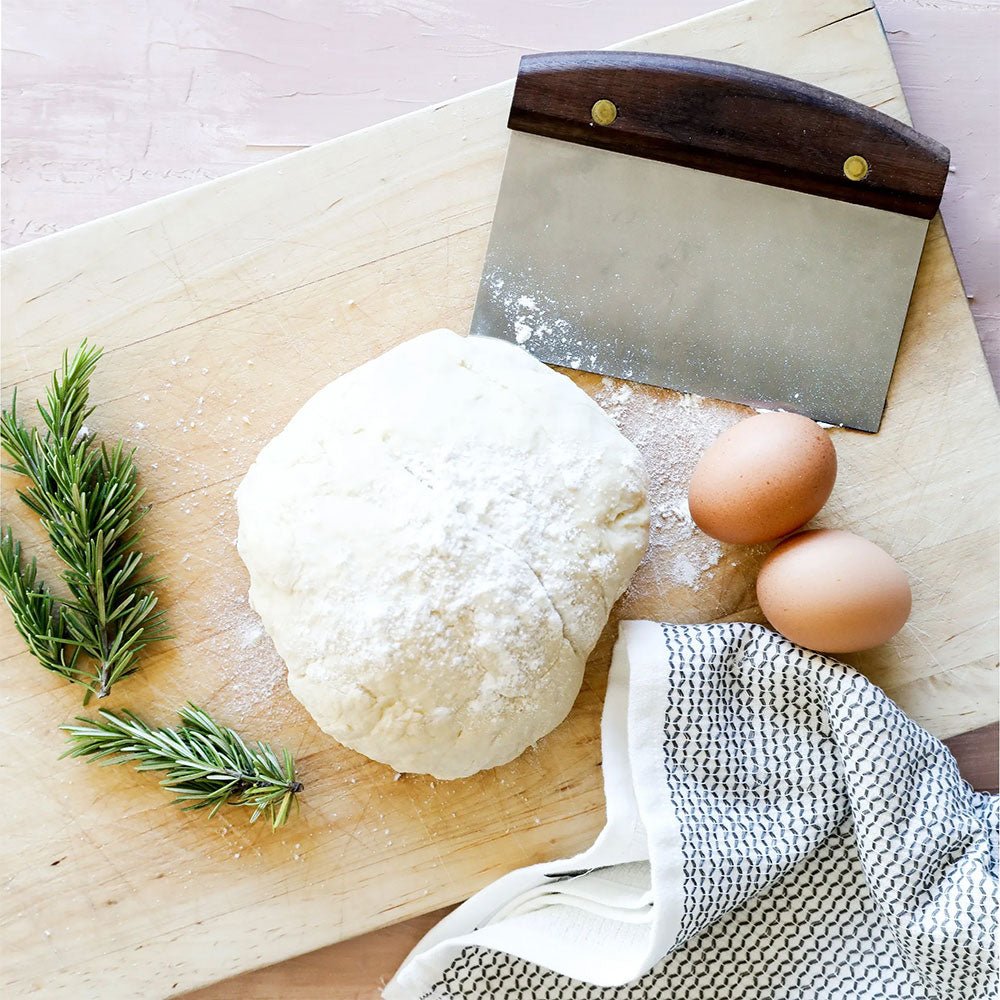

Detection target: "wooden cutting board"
[1, 0, 997, 995]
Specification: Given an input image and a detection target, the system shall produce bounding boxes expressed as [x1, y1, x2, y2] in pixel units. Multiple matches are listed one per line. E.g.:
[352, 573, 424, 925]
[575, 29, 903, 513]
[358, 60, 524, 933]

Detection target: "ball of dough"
[236, 330, 649, 779]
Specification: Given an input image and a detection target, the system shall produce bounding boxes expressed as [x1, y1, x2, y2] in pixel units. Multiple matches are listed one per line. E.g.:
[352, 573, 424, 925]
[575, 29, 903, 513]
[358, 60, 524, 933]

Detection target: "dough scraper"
[470, 52, 949, 431]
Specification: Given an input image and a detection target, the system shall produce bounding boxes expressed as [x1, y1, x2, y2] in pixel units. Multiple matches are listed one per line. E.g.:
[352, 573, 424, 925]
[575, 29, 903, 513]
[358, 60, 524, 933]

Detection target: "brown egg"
[756, 529, 912, 653]
[687, 411, 837, 544]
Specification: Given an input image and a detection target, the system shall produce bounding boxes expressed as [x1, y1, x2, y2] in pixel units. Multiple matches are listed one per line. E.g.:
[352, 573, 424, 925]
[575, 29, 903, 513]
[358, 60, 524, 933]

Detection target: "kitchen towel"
[385, 621, 997, 1000]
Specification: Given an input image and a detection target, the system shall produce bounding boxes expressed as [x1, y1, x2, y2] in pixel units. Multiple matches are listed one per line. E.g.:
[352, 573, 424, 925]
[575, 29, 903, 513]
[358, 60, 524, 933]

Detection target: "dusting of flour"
[592, 377, 744, 601]
[202, 583, 299, 730]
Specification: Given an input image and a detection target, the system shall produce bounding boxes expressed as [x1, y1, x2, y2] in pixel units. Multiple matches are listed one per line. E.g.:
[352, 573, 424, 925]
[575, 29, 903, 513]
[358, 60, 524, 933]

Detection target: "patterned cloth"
[385, 622, 998, 1000]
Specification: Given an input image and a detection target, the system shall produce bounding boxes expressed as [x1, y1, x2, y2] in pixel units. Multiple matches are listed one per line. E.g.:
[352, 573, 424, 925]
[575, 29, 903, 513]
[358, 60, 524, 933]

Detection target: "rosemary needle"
[62, 704, 303, 830]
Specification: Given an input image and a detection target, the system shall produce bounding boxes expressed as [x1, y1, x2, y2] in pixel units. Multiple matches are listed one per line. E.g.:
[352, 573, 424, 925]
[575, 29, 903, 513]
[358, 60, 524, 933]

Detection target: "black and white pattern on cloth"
[423, 821, 930, 999]
[418, 624, 997, 1000]
[657, 624, 996, 999]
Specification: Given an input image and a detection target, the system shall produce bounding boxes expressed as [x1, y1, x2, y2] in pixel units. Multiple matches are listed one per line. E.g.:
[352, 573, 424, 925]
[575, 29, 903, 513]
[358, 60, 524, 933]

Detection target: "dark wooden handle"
[509, 52, 949, 219]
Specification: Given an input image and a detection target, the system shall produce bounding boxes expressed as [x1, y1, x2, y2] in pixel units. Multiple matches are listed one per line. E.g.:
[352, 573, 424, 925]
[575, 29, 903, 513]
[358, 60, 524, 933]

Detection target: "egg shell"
[687, 412, 837, 544]
[756, 529, 912, 654]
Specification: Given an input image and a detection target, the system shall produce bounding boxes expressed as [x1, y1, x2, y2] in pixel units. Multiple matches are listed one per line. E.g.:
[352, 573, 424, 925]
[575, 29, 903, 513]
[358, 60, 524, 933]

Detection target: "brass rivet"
[843, 154, 869, 181]
[591, 99, 618, 126]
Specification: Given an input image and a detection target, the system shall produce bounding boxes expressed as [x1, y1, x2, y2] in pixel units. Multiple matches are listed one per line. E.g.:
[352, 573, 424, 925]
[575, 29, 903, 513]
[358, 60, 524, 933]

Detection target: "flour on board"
[592, 377, 743, 594]
[205, 585, 296, 729]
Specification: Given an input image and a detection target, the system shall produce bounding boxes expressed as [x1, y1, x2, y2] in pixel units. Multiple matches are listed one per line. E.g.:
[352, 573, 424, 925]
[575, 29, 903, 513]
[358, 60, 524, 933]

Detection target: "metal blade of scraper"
[471, 53, 949, 432]
[473, 133, 929, 430]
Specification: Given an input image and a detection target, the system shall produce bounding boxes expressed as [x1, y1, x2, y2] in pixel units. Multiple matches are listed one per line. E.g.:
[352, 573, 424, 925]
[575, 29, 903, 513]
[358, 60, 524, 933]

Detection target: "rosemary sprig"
[0, 529, 85, 683]
[1, 342, 169, 700]
[62, 704, 303, 830]
[4, 344, 301, 831]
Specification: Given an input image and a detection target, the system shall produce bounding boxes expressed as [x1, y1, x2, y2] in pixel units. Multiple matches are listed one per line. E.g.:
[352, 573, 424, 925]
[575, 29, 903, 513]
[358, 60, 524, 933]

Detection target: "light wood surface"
[1, 0, 997, 996]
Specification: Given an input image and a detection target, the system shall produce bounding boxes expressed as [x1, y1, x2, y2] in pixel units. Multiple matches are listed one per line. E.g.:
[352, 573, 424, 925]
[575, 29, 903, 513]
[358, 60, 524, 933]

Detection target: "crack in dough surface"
[394, 455, 580, 659]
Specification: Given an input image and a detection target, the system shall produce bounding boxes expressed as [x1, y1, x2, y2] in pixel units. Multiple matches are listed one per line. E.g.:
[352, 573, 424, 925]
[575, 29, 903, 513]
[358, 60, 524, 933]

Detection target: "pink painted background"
[2, 0, 998, 379]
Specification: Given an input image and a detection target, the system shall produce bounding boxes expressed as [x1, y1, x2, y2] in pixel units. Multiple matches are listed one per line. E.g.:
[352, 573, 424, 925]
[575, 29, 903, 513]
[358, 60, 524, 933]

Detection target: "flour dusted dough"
[236, 330, 649, 779]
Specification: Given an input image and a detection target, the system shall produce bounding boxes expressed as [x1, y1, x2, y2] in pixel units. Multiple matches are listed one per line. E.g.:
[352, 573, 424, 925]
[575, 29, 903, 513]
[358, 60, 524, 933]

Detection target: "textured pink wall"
[2, 1, 997, 375]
